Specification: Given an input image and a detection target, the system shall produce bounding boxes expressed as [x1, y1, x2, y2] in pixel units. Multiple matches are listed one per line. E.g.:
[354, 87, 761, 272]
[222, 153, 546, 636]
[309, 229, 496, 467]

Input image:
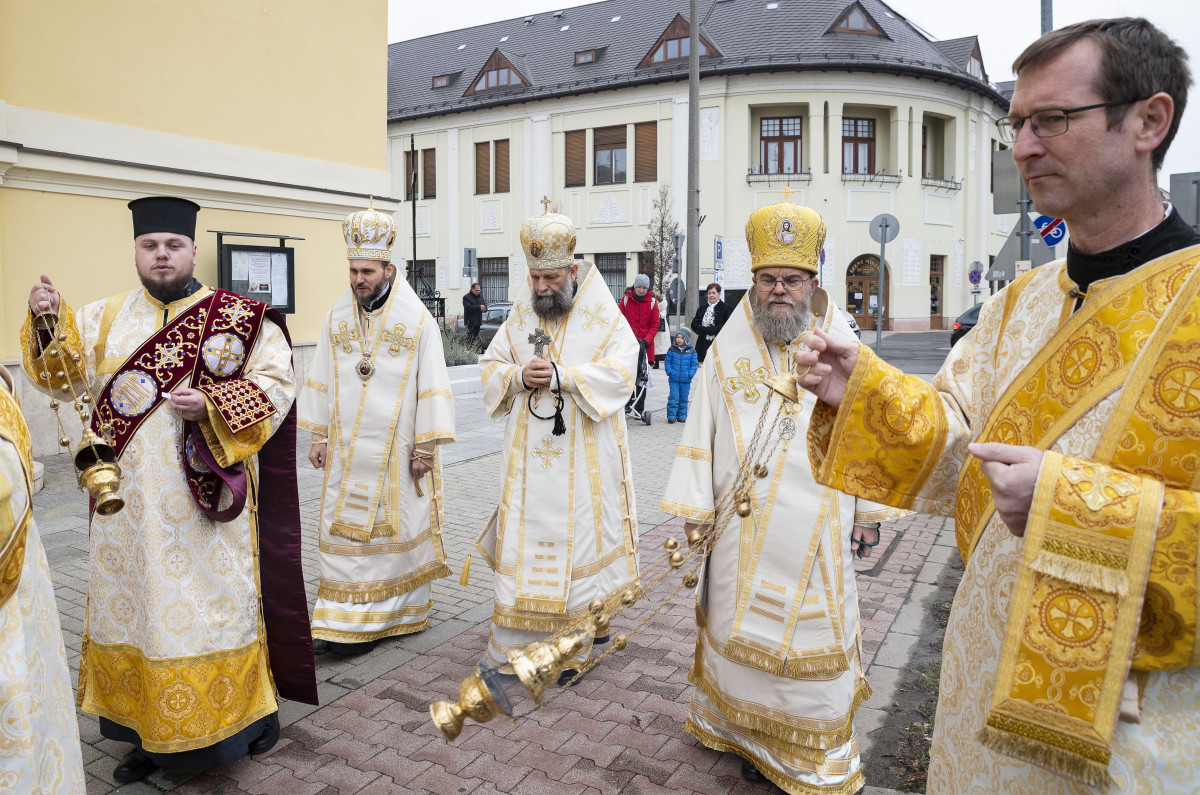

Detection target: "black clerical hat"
[127, 196, 201, 239]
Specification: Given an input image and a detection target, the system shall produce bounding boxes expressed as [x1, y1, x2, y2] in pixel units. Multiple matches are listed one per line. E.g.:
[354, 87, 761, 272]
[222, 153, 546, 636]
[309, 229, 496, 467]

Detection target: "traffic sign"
[714, 235, 723, 265]
[1034, 215, 1066, 246]
[968, 269, 982, 285]
[869, 213, 900, 244]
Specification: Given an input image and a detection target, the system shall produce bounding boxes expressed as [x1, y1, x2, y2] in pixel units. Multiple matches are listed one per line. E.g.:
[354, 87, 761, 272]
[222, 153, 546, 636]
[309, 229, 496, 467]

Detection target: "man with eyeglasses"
[795, 18, 1199, 793]
[661, 197, 907, 793]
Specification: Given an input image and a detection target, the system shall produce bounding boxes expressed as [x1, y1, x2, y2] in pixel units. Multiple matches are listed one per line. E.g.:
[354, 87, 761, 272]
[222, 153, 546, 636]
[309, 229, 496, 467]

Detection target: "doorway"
[845, 254, 890, 331]
[929, 255, 944, 329]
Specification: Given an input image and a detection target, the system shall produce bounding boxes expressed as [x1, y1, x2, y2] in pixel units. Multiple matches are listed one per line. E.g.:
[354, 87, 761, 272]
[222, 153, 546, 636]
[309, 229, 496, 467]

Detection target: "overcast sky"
[388, 0, 1199, 188]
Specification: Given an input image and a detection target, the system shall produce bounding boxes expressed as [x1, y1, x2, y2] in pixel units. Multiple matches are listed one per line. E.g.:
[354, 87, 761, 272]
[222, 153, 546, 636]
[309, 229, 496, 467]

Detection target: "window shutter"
[404, 151, 416, 200]
[565, 130, 586, 187]
[421, 149, 436, 199]
[495, 139, 510, 193]
[593, 125, 626, 147]
[475, 141, 490, 194]
[635, 122, 657, 182]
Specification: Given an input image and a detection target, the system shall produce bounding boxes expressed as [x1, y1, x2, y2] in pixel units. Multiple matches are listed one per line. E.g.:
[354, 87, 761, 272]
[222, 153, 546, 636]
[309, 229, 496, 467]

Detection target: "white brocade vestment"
[476, 264, 641, 666]
[22, 286, 295, 753]
[298, 281, 455, 641]
[0, 372, 86, 793]
[661, 296, 905, 795]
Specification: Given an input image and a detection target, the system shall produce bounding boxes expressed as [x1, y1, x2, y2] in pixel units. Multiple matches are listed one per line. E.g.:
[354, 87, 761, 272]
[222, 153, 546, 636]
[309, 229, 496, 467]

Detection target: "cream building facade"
[0, 0, 393, 453]
[386, 0, 1013, 334]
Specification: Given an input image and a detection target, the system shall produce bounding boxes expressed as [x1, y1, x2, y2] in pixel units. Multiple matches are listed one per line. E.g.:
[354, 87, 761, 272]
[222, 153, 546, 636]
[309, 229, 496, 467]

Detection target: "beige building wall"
[388, 70, 1013, 331]
[0, 0, 393, 453]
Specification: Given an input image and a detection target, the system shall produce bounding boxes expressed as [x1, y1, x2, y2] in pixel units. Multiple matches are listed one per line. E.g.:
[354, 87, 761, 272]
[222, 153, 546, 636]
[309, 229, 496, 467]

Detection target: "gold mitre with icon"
[343, 198, 397, 261]
[520, 202, 577, 271]
[746, 192, 826, 274]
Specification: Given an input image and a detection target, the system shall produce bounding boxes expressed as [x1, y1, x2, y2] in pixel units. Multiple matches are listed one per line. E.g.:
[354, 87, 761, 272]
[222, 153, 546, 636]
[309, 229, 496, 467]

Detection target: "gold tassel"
[1031, 551, 1128, 596]
[329, 523, 372, 543]
[978, 725, 1114, 790]
[313, 620, 428, 644]
[459, 553, 472, 586]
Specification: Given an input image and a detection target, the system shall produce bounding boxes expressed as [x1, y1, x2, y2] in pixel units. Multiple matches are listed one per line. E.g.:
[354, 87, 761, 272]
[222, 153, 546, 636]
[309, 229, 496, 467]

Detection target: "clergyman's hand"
[168, 388, 208, 421]
[851, 523, 880, 559]
[308, 443, 327, 469]
[411, 457, 432, 480]
[522, 357, 554, 389]
[969, 442, 1043, 537]
[28, 274, 61, 315]
[794, 327, 859, 408]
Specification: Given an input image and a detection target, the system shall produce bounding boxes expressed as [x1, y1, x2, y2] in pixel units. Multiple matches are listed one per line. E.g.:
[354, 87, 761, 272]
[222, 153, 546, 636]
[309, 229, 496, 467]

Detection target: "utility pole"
[1020, 1, 1054, 274]
[685, 0, 701, 323]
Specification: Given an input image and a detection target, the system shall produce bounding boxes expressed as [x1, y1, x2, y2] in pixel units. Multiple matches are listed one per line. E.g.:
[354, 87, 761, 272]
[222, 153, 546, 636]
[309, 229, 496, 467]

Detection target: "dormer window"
[651, 36, 708, 63]
[828, 2, 887, 37]
[575, 50, 596, 65]
[967, 56, 984, 80]
[476, 67, 521, 90]
[432, 75, 450, 88]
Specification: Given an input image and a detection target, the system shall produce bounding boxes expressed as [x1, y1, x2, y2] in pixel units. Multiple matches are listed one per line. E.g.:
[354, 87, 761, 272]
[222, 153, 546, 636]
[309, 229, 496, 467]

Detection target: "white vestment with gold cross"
[661, 295, 906, 795]
[20, 287, 294, 754]
[298, 281, 455, 642]
[476, 263, 641, 666]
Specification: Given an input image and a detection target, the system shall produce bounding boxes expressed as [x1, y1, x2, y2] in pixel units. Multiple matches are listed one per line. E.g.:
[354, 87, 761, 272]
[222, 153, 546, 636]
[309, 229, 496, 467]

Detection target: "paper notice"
[271, 253, 288, 306]
[248, 252, 272, 293]
[231, 250, 250, 281]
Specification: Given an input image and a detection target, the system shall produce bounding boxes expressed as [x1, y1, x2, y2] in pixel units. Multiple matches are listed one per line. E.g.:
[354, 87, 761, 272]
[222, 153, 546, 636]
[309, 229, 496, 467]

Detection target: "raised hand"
[969, 442, 1043, 537]
[28, 274, 60, 315]
[793, 328, 860, 407]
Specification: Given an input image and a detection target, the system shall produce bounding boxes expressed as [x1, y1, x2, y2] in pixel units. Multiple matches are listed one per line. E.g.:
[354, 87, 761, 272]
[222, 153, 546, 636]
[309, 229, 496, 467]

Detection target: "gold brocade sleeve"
[197, 389, 272, 468]
[1135, 486, 1200, 670]
[808, 345, 949, 512]
[19, 303, 87, 397]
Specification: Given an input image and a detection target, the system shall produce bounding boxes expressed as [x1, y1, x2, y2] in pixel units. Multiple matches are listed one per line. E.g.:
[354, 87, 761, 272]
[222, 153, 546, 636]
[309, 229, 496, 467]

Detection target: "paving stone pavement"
[35, 373, 936, 795]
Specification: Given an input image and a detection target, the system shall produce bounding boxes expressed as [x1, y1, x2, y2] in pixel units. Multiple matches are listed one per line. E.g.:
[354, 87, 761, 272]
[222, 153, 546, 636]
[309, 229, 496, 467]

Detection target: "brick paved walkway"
[35, 382, 944, 794]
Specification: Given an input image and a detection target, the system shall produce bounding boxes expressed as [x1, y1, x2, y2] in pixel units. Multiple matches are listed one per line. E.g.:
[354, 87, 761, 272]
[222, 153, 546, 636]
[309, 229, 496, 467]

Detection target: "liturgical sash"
[325, 287, 422, 542]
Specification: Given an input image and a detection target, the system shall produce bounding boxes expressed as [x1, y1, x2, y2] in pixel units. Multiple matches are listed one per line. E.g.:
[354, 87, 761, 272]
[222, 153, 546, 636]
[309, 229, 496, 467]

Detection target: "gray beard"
[531, 277, 577, 322]
[750, 287, 811, 344]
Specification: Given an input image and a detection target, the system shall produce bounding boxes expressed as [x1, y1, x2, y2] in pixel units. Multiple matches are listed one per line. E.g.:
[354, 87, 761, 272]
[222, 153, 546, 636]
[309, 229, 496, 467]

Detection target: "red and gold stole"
[91, 290, 277, 517]
[969, 247, 1200, 787]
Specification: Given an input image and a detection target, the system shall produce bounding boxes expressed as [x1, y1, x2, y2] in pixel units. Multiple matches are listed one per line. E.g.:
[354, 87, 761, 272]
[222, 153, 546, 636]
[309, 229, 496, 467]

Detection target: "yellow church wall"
[0, 0, 386, 171]
[0, 188, 355, 359]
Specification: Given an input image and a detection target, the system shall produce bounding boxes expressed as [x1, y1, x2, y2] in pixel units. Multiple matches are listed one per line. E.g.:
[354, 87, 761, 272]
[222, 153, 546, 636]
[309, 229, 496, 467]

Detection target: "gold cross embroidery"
[381, 323, 413, 355]
[531, 436, 564, 470]
[581, 302, 609, 332]
[217, 300, 255, 333]
[332, 321, 359, 353]
[778, 184, 796, 203]
[205, 336, 243, 375]
[539, 196, 552, 213]
[510, 303, 531, 330]
[726, 357, 770, 402]
[155, 342, 185, 370]
[1062, 464, 1139, 512]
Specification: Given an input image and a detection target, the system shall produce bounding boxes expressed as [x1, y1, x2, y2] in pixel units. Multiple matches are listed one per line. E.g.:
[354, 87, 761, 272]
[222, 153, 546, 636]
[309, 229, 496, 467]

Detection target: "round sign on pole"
[869, 213, 900, 244]
[1034, 215, 1066, 246]
[969, 269, 982, 285]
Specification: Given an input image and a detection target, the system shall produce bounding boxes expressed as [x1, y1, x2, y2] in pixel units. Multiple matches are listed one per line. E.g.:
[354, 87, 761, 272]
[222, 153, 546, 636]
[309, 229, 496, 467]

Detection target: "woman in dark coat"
[690, 282, 732, 362]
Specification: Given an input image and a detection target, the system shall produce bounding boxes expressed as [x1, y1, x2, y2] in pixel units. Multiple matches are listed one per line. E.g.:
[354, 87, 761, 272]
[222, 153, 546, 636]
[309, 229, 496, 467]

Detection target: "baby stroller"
[625, 338, 652, 425]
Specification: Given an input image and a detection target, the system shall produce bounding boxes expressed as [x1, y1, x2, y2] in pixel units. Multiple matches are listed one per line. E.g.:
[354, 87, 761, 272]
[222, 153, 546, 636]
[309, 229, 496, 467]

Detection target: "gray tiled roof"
[387, 0, 1007, 122]
[932, 36, 977, 71]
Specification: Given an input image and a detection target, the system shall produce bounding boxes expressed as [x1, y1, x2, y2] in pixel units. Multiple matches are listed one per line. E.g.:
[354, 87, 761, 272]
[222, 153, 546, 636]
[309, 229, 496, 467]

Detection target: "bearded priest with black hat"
[23, 196, 317, 784]
[298, 200, 456, 655]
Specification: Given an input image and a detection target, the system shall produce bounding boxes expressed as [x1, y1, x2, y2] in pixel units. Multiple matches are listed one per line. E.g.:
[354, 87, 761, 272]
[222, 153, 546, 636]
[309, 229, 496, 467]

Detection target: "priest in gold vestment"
[0, 366, 85, 792]
[476, 209, 640, 674]
[23, 197, 316, 783]
[797, 20, 1200, 794]
[299, 202, 455, 655]
[662, 200, 905, 795]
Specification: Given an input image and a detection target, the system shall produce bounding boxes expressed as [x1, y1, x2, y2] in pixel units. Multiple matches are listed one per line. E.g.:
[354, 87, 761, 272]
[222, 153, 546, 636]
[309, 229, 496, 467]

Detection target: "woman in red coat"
[619, 273, 660, 360]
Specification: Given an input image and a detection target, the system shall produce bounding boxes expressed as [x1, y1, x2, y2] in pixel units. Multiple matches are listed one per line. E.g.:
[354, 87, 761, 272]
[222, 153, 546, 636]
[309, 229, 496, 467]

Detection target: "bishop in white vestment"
[299, 202, 455, 652]
[477, 209, 640, 671]
[0, 366, 86, 793]
[662, 200, 905, 795]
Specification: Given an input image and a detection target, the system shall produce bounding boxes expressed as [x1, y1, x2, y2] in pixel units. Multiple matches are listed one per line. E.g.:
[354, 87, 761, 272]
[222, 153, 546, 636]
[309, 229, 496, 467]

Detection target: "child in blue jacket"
[664, 328, 698, 424]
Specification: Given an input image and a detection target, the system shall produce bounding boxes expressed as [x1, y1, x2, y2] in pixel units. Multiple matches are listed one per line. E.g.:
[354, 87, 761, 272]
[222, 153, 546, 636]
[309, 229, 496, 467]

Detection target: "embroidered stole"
[0, 384, 33, 609]
[495, 266, 623, 618]
[708, 295, 851, 676]
[90, 290, 274, 518]
[961, 247, 1200, 787]
[326, 287, 421, 542]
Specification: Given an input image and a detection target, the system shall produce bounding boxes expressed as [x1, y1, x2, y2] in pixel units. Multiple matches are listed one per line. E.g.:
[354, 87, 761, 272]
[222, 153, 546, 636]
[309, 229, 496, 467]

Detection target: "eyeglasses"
[995, 98, 1145, 144]
[754, 274, 812, 292]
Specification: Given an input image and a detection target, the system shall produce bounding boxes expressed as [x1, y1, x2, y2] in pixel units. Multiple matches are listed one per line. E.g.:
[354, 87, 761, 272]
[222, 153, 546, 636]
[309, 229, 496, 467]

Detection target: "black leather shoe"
[113, 749, 158, 784]
[328, 639, 378, 656]
[557, 668, 583, 687]
[593, 634, 610, 645]
[741, 758, 767, 782]
[248, 712, 280, 755]
[312, 638, 331, 654]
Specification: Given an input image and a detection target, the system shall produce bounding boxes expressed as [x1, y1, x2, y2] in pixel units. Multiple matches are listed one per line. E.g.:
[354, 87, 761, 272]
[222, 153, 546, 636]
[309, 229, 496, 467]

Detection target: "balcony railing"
[746, 167, 813, 186]
[921, 176, 963, 192]
[840, 171, 902, 185]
